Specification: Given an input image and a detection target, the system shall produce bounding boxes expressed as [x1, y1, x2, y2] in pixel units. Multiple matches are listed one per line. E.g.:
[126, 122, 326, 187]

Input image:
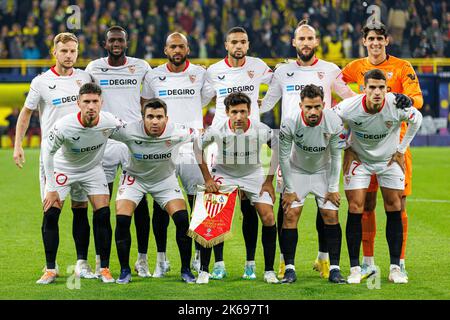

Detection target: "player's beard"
[230, 51, 246, 61]
[308, 117, 318, 125]
[88, 113, 97, 123]
[82, 113, 97, 127]
[168, 54, 187, 66]
[297, 47, 315, 62]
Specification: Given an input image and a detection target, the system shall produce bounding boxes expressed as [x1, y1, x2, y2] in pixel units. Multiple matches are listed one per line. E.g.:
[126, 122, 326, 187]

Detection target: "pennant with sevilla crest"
[188, 185, 239, 247]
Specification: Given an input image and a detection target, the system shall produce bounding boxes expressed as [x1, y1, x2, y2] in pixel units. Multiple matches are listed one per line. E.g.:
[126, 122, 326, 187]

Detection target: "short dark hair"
[106, 25, 128, 40]
[79, 83, 102, 96]
[364, 68, 386, 85]
[362, 21, 388, 39]
[142, 98, 167, 117]
[224, 92, 251, 112]
[300, 84, 324, 101]
[226, 27, 247, 38]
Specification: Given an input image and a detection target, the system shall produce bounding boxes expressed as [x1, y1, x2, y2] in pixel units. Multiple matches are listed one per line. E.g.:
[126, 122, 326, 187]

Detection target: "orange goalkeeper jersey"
[342, 55, 423, 109]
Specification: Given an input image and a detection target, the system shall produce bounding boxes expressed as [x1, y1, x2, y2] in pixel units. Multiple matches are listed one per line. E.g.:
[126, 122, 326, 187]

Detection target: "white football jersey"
[43, 111, 124, 190]
[203, 56, 273, 127]
[261, 59, 355, 121]
[334, 93, 423, 163]
[141, 61, 206, 129]
[279, 108, 345, 193]
[200, 119, 275, 177]
[85, 56, 151, 122]
[24, 67, 93, 139]
[111, 121, 194, 182]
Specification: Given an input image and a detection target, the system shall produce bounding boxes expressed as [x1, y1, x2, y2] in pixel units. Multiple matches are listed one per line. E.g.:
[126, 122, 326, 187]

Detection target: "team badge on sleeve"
[188, 185, 239, 247]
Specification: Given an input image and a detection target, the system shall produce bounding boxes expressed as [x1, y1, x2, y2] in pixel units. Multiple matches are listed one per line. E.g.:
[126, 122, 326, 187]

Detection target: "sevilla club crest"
[385, 121, 393, 129]
[247, 70, 254, 79]
[128, 65, 136, 74]
[189, 185, 239, 247]
[317, 71, 325, 79]
[76, 80, 82, 87]
[189, 74, 196, 83]
[203, 193, 228, 218]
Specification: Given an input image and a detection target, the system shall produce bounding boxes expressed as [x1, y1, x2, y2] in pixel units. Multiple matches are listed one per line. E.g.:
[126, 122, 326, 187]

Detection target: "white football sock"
[246, 260, 255, 267]
[157, 252, 166, 262]
[138, 253, 147, 261]
[362, 256, 375, 266]
[285, 264, 295, 271]
[317, 251, 329, 260]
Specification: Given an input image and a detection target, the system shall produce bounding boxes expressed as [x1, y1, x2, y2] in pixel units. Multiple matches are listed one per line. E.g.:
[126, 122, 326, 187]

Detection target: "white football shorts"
[344, 160, 405, 191]
[287, 170, 339, 211]
[116, 172, 185, 209]
[39, 152, 88, 202]
[211, 167, 273, 206]
[44, 165, 109, 201]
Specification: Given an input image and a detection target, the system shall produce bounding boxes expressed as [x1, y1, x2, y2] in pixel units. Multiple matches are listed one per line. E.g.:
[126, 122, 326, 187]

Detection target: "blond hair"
[53, 32, 78, 48]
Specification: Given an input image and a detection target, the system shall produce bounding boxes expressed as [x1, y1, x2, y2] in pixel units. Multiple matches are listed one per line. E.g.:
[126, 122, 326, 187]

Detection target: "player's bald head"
[164, 32, 190, 66]
[166, 32, 188, 46]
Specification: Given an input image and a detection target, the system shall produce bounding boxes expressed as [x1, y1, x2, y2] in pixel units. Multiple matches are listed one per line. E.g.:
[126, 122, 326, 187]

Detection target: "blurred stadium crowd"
[0, 0, 449, 62]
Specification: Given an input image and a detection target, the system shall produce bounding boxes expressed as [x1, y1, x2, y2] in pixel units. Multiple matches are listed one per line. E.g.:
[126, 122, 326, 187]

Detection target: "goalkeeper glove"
[394, 93, 412, 109]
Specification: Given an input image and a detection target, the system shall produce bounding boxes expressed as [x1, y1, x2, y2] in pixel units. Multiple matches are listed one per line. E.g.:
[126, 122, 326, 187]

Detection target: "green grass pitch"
[0, 147, 449, 300]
